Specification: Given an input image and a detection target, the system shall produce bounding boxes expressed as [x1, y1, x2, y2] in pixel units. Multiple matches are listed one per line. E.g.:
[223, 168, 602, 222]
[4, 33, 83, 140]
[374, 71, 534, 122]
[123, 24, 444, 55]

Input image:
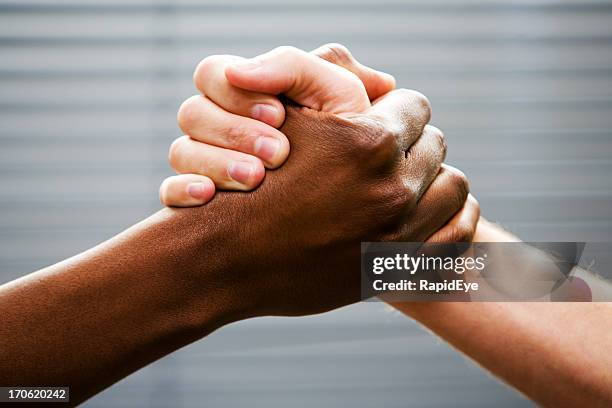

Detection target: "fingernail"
[231, 59, 262, 73]
[251, 104, 280, 125]
[228, 161, 254, 184]
[187, 182, 207, 200]
[254, 136, 281, 163]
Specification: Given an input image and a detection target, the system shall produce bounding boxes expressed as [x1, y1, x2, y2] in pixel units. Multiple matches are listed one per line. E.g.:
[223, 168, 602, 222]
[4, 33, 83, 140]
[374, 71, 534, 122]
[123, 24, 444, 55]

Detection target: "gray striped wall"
[1, 1, 610, 406]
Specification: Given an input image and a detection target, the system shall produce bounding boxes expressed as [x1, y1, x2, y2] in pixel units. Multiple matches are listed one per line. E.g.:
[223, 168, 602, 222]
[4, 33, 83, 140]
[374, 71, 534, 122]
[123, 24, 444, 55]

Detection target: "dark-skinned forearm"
[0, 208, 243, 406]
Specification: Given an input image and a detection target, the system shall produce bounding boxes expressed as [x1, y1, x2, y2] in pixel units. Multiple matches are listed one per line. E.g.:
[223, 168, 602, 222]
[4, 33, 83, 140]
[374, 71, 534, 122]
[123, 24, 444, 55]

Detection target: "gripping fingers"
[160, 174, 216, 207]
[194, 54, 285, 127]
[310, 43, 396, 101]
[224, 46, 371, 114]
[402, 125, 447, 199]
[368, 88, 432, 152]
[177, 95, 290, 168]
[169, 136, 265, 191]
[395, 164, 470, 242]
[426, 194, 480, 243]
[412, 164, 470, 241]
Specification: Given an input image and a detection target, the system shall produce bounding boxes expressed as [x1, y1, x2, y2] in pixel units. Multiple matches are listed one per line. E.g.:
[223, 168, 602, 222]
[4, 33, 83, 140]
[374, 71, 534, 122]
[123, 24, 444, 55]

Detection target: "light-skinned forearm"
[391, 219, 612, 407]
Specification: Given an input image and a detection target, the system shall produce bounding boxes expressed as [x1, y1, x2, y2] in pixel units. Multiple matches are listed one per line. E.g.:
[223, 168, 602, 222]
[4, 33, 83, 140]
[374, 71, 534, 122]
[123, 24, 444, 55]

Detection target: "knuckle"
[446, 167, 470, 204]
[395, 176, 420, 213]
[177, 95, 201, 133]
[250, 160, 266, 188]
[193, 54, 223, 89]
[399, 88, 432, 123]
[272, 45, 301, 58]
[168, 135, 190, 169]
[397, 183, 418, 214]
[427, 125, 447, 159]
[225, 123, 250, 148]
[413, 90, 432, 120]
[447, 224, 473, 243]
[316, 43, 354, 65]
[239, 158, 266, 190]
[158, 177, 171, 205]
[389, 193, 413, 224]
[345, 69, 367, 90]
[366, 180, 414, 228]
[455, 222, 474, 242]
[227, 90, 247, 109]
[352, 116, 399, 167]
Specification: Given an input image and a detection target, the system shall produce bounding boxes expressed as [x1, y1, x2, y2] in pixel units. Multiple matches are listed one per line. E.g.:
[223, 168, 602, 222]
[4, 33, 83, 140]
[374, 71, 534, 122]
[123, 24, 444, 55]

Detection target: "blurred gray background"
[1, 0, 611, 406]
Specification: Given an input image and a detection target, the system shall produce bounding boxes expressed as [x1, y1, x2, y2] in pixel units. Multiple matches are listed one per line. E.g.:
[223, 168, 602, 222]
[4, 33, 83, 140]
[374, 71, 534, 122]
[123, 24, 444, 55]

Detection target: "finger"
[402, 125, 447, 199]
[311, 43, 396, 101]
[168, 136, 265, 191]
[193, 54, 285, 127]
[426, 194, 480, 243]
[159, 174, 216, 207]
[225, 46, 371, 114]
[177, 95, 290, 168]
[397, 164, 470, 242]
[368, 88, 432, 152]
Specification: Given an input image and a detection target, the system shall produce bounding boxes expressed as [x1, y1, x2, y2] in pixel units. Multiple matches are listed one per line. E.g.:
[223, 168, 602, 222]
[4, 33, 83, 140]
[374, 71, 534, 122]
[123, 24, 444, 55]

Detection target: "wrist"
[474, 217, 520, 242]
[148, 207, 251, 337]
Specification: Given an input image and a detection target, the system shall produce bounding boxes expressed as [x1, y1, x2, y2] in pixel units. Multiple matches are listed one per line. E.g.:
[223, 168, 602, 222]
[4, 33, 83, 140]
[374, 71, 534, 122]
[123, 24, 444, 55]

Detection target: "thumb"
[311, 43, 396, 101]
[224, 46, 371, 114]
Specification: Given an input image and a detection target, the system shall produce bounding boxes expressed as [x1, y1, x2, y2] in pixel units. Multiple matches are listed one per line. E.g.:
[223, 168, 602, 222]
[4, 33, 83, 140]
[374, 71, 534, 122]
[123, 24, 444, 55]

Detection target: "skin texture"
[164, 45, 612, 407]
[392, 220, 612, 408]
[160, 44, 399, 205]
[181, 103, 469, 316]
[0, 95, 470, 405]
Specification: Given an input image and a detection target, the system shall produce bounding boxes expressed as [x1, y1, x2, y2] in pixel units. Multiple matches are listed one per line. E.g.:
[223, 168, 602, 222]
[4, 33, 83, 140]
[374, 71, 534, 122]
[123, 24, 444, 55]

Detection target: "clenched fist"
[168, 94, 472, 318]
[153, 45, 478, 318]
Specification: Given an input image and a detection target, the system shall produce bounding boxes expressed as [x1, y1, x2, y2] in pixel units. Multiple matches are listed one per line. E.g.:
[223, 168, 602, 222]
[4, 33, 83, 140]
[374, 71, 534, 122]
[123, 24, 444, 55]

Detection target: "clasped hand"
[158, 44, 479, 316]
